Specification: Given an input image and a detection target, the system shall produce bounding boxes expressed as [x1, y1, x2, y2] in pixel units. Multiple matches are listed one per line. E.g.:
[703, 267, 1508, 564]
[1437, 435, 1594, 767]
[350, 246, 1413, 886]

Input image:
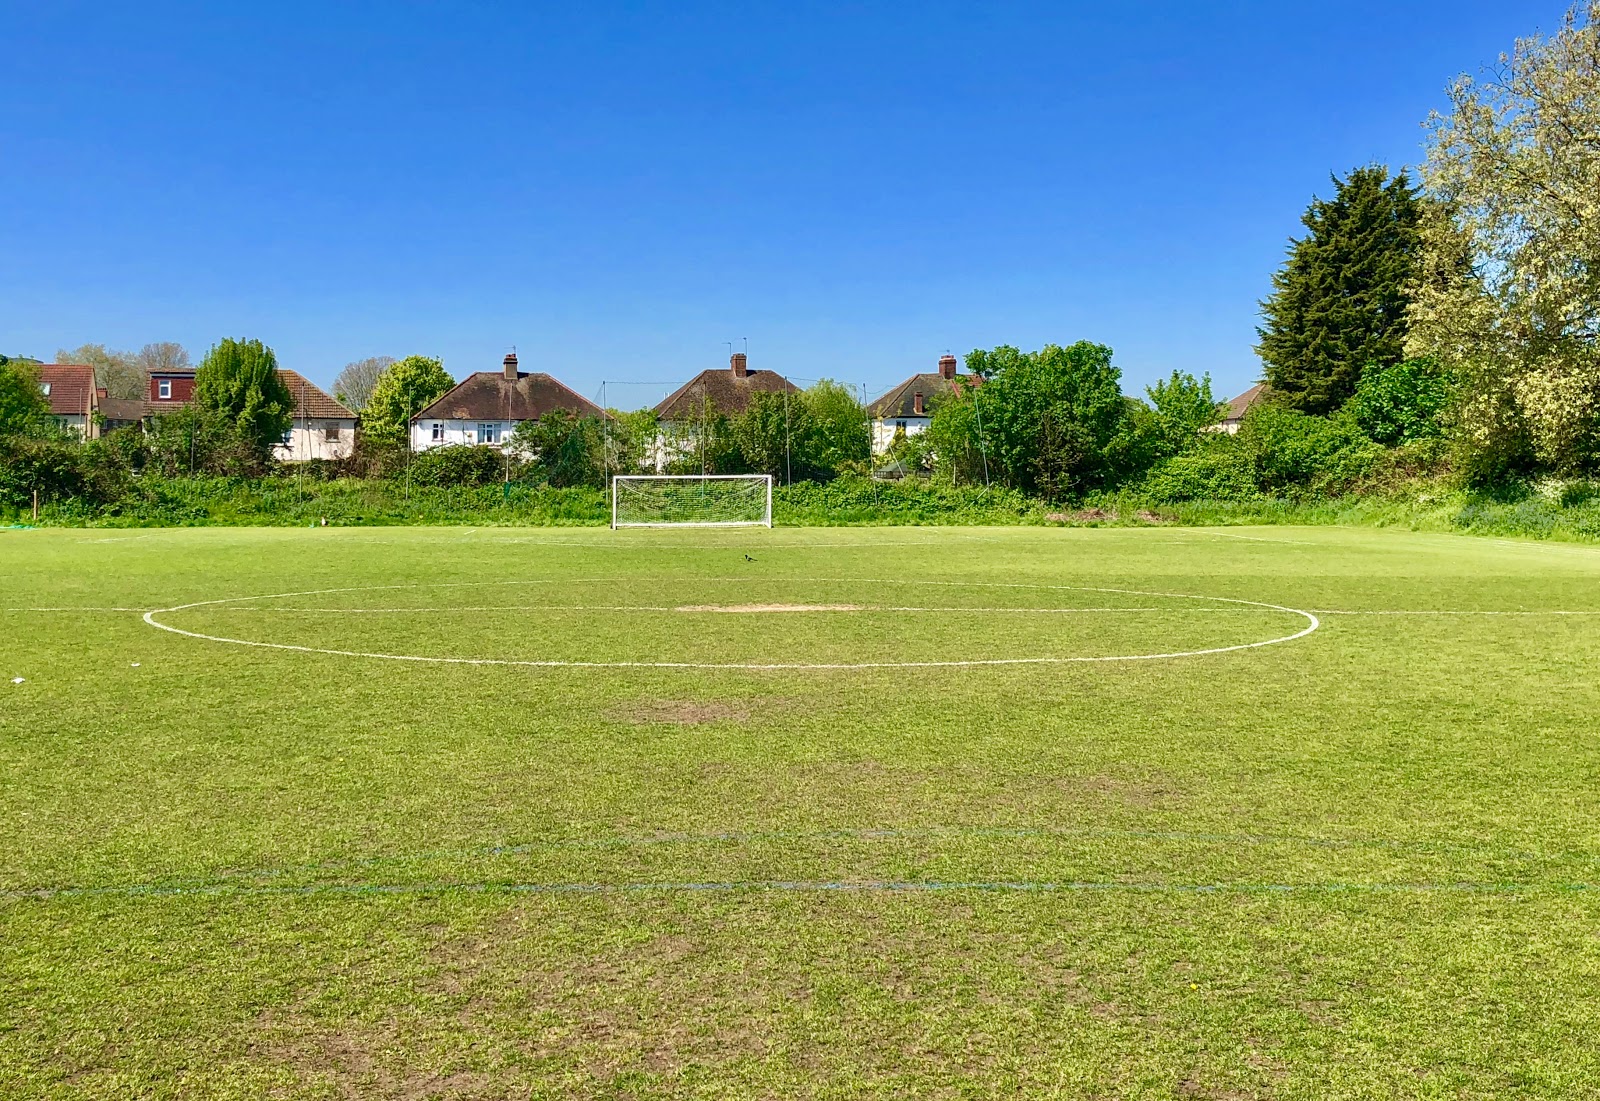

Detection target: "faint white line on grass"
[1182, 530, 1319, 546]
[140, 579, 1321, 669]
[1309, 609, 1600, 616]
[2, 607, 148, 613]
[7, 879, 1595, 901]
[182, 605, 1283, 615]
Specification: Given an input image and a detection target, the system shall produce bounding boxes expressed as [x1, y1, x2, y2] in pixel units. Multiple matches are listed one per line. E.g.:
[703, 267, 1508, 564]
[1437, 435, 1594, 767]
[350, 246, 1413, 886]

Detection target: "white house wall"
[274, 419, 358, 462]
[411, 419, 515, 452]
[872, 416, 931, 455]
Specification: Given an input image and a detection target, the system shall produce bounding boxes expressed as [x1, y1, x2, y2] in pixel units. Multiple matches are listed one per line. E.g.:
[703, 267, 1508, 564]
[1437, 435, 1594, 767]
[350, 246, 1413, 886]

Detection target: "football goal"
[612, 474, 774, 528]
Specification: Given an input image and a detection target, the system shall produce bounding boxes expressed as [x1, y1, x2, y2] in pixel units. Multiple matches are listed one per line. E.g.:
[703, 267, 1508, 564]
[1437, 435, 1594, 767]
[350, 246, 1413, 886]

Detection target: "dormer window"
[158, 379, 172, 399]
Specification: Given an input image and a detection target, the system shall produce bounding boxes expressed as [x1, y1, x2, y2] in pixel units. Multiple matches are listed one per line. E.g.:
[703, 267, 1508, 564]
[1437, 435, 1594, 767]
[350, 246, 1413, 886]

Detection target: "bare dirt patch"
[674, 603, 866, 613]
[1047, 508, 1115, 523]
[609, 700, 753, 725]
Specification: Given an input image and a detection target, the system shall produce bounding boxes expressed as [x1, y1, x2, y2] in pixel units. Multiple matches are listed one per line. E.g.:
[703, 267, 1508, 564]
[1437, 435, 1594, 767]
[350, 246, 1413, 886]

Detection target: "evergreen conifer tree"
[1256, 166, 1423, 415]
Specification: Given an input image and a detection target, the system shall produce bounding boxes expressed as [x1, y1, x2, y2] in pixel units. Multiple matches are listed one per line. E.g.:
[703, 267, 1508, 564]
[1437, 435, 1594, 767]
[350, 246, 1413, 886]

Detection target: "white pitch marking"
[140, 578, 1321, 670]
[1309, 609, 1600, 616]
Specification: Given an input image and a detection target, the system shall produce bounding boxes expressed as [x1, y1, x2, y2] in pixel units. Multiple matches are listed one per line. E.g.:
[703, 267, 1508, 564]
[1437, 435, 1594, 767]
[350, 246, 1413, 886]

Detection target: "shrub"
[1141, 440, 1261, 501]
[0, 436, 129, 511]
[403, 445, 510, 488]
[1347, 357, 1453, 444]
[1236, 404, 1383, 494]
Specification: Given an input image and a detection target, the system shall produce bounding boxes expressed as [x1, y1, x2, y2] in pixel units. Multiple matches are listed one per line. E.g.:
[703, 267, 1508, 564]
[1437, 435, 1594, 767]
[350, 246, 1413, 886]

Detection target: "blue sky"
[0, 1, 1562, 407]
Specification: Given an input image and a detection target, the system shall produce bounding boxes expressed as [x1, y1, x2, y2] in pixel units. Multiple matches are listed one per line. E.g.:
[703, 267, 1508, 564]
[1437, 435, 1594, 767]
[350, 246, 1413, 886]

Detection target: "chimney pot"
[503, 351, 519, 381]
[731, 352, 748, 379]
[938, 354, 958, 380]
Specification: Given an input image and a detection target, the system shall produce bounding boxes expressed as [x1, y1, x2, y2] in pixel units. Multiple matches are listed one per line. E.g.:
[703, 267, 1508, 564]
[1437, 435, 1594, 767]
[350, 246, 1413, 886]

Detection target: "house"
[1214, 383, 1268, 434]
[274, 370, 358, 462]
[105, 367, 356, 461]
[148, 367, 196, 406]
[866, 354, 969, 455]
[35, 364, 101, 438]
[409, 352, 608, 451]
[654, 352, 799, 426]
[650, 352, 801, 471]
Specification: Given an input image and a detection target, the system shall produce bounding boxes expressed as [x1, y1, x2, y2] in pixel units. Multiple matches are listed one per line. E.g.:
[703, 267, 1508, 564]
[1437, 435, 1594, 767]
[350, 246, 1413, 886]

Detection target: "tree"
[362, 356, 454, 449]
[802, 379, 870, 475]
[136, 342, 190, 375]
[1257, 166, 1425, 414]
[1144, 371, 1225, 457]
[1347, 359, 1453, 445]
[733, 391, 816, 481]
[56, 343, 144, 400]
[511, 411, 606, 487]
[0, 356, 52, 438]
[332, 355, 395, 412]
[1407, 2, 1600, 477]
[193, 338, 294, 456]
[927, 343, 1129, 498]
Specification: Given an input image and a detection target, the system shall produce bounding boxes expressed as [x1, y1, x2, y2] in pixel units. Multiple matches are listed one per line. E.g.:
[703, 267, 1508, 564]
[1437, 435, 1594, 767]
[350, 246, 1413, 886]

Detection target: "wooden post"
[32, 488, 39, 523]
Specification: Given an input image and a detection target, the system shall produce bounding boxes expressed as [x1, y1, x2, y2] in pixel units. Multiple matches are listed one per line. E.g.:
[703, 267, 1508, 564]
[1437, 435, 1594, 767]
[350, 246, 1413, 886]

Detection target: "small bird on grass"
[744, 554, 756, 562]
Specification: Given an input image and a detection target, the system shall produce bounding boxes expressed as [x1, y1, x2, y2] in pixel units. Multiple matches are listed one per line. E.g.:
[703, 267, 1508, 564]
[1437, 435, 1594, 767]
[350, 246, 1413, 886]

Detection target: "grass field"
[3, 524, 1600, 1099]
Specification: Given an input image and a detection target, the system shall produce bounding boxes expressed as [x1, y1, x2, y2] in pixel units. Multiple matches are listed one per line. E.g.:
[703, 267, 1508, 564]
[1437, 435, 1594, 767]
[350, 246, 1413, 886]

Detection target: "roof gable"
[277, 369, 355, 420]
[654, 368, 800, 421]
[34, 364, 97, 417]
[867, 372, 969, 419]
[413, 372, 609, 422]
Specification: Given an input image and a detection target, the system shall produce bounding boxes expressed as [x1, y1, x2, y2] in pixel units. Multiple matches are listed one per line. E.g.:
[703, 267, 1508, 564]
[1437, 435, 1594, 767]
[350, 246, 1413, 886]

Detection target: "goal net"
[612, 475, 774, 528]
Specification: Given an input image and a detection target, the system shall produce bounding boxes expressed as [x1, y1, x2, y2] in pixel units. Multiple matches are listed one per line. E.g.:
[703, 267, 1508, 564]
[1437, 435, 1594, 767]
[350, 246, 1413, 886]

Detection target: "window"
[40, 382, 51, 396]
[158, 379, 172, 399]
[895, 420, 906, 430]
[430, 422, 445, 443]
[479, 422, 501, 445]
[324, 425, 342, 442]
[279, 428, 293, 445]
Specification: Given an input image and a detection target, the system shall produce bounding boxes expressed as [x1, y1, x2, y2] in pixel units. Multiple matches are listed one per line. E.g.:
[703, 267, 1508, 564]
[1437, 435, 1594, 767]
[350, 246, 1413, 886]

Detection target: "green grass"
[3, 525, 1600, 1099]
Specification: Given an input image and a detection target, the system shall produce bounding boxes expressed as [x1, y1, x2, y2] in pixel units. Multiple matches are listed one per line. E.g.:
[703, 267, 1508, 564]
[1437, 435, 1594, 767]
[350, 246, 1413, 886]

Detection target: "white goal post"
[612, 474, 774, 529]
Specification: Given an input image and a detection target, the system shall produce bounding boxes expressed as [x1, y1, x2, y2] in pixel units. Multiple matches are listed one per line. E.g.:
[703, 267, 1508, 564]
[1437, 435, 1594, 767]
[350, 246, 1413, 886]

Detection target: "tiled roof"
[1223, 383, 1267, 422]
[278, 370, 356, 420]
[35, 364, 97, 418]
[98, 398, 150, 424]
[867, 372, 969, 419]
[413, 372, 609, 422]
[654, 368, 799, 421]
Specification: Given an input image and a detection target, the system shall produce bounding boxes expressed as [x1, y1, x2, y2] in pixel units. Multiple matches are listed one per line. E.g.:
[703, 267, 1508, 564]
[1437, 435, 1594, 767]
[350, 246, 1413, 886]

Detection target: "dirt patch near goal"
[611, 700, 753, 725]
[674, 603, 867, 613]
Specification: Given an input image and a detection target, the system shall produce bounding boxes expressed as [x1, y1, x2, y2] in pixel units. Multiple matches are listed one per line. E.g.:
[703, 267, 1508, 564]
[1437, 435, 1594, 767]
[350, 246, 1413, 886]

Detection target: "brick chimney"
[503, 352, 518, 381]
[938, 354, 958, 380]
[913, 391, 925, 415]
[730, 352, 748, 379]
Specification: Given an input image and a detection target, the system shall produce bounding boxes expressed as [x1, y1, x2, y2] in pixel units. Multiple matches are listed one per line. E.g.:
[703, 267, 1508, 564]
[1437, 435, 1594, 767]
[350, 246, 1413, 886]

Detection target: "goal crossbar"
[611, 474, 774, 528]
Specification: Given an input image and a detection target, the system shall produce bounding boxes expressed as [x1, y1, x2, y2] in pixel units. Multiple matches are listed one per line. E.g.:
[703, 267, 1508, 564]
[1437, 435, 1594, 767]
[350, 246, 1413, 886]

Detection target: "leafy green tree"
[733, 391, 816, 481]
[0, 356, 53, 438]
[802, 379, 870, 475]
[1257, 166, 1424, 414]
[1408, 2, 1600, 477]
[1347, 358, 1453, 445]
[193, 338, 293, 456]
[143, 403, 268, 477]
[928, 343, 1129, 499]
[601, 408, 659, 475]
[1144, 371, 1225, 457]
[362, 356, 454, 449]
[511, 411, 606, 487]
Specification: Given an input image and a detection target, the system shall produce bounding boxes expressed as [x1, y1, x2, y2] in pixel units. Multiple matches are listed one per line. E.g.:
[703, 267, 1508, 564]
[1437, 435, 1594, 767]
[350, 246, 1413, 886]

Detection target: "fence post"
[32, 488, 39, 523]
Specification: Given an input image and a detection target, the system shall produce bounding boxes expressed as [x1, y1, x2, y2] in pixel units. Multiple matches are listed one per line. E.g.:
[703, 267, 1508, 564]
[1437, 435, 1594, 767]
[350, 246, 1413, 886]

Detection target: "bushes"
[0, 436, 129, 511]
[1139, 405, 1383, 502]
[1347, 358, 1452, 445]
[403, 445, 509, 488]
